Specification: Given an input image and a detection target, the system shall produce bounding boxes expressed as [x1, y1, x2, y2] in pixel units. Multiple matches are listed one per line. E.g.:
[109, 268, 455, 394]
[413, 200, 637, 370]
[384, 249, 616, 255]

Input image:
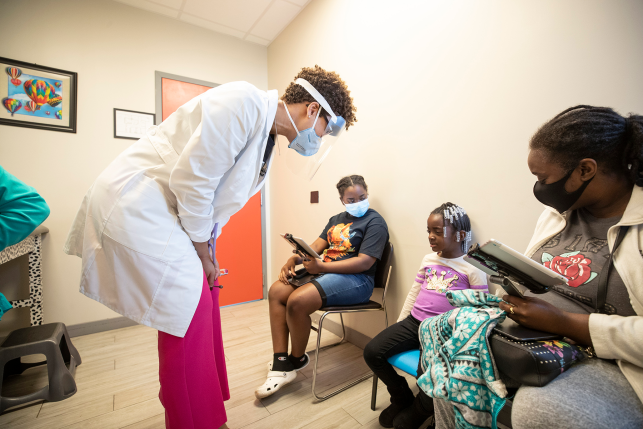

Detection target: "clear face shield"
[281, 78, 346, 181]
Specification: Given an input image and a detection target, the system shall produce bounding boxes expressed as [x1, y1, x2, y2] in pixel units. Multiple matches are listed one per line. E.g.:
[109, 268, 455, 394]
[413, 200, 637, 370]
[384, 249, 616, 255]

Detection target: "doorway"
[155, 71, 266, 306]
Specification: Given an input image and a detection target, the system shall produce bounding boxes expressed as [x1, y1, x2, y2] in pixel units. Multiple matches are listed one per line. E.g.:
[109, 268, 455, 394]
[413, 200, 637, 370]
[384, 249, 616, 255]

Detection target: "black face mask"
[533, 167, 593, 213]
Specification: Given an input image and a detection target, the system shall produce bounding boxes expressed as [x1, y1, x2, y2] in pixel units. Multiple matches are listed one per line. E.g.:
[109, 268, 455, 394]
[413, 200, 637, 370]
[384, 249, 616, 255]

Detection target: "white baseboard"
[66, 317, 139, 337]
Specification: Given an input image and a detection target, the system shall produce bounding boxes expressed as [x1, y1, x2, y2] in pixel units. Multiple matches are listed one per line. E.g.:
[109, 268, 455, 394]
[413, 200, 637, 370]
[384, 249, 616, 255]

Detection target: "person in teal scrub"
[0, 165, 50, 252]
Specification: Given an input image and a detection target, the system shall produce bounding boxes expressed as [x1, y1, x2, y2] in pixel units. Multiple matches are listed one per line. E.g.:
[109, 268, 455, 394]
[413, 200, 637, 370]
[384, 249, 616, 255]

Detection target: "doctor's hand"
[199, 254, 219, 288]
[193, 240, 219, 288]
[279, 255, 301, 285]
[302, 257, 324, 275]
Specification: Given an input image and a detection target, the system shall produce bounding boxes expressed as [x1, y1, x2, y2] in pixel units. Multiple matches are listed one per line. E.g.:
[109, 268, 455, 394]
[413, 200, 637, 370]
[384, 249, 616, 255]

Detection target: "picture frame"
[113, 108, 156, 140]
[0, 57, 77, 133]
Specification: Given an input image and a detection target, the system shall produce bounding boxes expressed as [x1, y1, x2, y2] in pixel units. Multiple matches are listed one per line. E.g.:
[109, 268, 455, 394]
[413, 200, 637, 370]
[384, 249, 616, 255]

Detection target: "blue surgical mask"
[284, 102, 322, 157]
[345, 198, 370, 217]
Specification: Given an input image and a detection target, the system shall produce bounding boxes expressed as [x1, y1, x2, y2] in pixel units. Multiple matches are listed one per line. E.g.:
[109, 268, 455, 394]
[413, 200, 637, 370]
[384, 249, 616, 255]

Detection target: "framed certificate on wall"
[113, 108, 155, 140]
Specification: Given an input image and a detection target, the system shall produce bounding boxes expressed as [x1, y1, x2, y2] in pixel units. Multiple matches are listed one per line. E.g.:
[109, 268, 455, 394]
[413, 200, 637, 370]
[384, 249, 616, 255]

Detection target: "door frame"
[155, 71, 268, 300]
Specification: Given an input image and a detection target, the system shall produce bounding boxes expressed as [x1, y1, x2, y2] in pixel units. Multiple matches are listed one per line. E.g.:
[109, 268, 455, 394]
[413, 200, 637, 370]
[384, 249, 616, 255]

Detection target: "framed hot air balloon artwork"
[0, 57, 77, 133]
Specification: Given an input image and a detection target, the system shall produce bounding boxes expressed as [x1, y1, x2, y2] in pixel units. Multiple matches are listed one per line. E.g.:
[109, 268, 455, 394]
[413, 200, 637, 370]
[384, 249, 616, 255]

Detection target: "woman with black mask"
[433, 106, 643, 429]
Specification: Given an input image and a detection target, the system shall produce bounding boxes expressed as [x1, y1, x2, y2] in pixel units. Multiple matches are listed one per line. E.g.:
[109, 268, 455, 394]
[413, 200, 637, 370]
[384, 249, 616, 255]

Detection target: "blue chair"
[369, 349, 514, 428]
[370, 349, 420, 410]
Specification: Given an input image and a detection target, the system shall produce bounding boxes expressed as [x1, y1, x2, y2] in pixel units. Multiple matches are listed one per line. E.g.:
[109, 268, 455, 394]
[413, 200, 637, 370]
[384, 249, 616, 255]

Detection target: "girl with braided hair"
[364, 202, 487, 429]
[433, 106, 643, 428]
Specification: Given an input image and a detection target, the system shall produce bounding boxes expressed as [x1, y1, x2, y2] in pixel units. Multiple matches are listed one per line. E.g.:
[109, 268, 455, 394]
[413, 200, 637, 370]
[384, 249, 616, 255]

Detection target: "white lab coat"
[64, 82, 278, 337]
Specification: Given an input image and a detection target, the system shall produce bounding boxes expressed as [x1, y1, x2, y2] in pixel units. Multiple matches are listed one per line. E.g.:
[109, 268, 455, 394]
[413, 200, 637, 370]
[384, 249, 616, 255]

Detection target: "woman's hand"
[499, 294, 592, 345]
[278, 255, 301, 285]
[499, 295, 566, 333]
[200, 255, 220, 288]
[193, 240, 219, 288]
[302, 257, 325, 275]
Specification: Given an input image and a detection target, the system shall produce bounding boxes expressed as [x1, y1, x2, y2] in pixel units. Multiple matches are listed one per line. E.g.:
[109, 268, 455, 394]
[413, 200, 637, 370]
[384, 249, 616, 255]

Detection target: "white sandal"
[254, 370, 297, 399]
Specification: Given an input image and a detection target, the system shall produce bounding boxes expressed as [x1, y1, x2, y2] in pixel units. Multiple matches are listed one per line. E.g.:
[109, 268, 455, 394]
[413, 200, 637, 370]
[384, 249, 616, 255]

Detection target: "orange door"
[160, 76, 264, 306]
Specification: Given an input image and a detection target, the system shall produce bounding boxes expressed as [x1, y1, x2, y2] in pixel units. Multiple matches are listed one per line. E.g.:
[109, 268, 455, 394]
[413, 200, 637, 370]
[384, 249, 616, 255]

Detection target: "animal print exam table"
[0, 225, 48, 326]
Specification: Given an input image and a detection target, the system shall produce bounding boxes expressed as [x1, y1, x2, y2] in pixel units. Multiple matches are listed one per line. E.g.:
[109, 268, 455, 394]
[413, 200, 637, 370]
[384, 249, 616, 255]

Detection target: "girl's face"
[341, 185, 368, 205]
[427, 214, 462, 255]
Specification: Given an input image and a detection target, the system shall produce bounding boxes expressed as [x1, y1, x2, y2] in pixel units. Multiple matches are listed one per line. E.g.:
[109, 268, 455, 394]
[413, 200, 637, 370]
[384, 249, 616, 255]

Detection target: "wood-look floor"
[0, 299, 430, 429]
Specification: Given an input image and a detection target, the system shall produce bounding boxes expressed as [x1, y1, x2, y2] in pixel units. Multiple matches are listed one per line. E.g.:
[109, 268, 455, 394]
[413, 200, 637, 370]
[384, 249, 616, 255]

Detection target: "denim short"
[311, 273, 375, 307]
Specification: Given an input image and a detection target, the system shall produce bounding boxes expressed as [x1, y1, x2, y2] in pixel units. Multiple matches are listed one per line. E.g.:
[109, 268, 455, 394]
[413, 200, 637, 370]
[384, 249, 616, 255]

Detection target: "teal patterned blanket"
[417, 290, 507, 429]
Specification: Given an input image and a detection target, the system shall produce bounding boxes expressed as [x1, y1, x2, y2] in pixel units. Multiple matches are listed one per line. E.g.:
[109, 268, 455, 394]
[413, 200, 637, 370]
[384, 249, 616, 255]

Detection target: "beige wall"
[0, 0, 267, 335]
[267, 0, 643, 339]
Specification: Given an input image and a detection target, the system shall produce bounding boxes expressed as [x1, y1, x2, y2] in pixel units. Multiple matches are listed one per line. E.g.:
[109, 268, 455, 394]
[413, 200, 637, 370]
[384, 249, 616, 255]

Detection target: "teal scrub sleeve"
[0, 166, 50, 252]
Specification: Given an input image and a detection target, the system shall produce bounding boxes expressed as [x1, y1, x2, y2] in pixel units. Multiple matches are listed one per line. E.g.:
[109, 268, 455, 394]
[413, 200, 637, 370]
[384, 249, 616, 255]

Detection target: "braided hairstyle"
[336, 175, 368, 198]
[431, 202, 472, 253]
[530, 105, 643, 187]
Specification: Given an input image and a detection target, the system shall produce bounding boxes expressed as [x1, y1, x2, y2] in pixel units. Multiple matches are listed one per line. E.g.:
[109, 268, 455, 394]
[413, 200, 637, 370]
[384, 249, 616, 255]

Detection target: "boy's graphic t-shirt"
[528, 208, 635, 316]
[319, 208, 389, 277]
[403, 253, 488, 322]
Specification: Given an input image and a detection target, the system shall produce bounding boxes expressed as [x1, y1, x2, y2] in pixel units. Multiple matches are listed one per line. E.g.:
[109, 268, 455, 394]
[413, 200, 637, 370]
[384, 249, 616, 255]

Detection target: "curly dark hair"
[282, 65, 357, 130]
[530, 105, 643, 187]
[336, 175, 367, 197]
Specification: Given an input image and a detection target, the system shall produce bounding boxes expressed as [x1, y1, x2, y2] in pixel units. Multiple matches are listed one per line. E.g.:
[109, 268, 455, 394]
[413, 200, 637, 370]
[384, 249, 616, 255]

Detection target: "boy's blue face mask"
[284, 102, 322, 157]
[345, 198, 370, 217]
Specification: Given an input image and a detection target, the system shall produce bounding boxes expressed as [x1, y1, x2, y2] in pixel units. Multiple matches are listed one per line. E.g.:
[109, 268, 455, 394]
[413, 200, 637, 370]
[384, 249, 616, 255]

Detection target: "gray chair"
[310, 242, 393, 401]
[0, 322, 81, 414]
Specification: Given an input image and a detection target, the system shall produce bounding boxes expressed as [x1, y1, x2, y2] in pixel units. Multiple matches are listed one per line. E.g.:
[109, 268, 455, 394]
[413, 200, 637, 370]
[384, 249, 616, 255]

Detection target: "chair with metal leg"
[310, 242, 394, 401]
[370, 349, 420, 411]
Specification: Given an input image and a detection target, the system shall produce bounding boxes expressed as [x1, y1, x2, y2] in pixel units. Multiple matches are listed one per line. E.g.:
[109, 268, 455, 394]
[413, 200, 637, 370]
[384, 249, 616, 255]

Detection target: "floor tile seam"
[261, 382, 314, 415]
[37, 393, 116, 420]
[118, 411, 165, 429]
[228, 400, 270, 429]
[34, 399, 116, 428]
[226, 396, 269, 414]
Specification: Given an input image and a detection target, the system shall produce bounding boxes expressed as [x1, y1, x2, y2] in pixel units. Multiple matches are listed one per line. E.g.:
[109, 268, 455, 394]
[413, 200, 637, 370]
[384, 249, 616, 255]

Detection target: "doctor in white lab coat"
[64, 65, 356, 428]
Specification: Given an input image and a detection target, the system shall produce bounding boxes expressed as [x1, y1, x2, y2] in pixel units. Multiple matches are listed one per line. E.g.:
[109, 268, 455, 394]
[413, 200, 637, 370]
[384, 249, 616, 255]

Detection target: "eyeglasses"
[322, 115, 333, 136]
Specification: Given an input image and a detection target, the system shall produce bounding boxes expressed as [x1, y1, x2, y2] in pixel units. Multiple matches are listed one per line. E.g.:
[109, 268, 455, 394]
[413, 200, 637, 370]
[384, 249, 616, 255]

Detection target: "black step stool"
[0, 323, 81, 414]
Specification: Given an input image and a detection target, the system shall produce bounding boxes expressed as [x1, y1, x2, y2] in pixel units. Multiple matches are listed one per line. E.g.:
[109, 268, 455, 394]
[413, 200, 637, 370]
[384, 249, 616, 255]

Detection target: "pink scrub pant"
[158, 272, 230, 429]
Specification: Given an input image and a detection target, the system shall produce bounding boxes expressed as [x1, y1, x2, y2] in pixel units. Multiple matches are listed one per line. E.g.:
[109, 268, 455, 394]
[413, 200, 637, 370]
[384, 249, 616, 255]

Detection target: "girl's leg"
[268, 280, 296, 353]
[158, 273, 227, 429]
[363, 316, 422, 427]
[255, 282, 319, 399]
[285, 283, 322, 357]
[363, 315, 421, 392]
